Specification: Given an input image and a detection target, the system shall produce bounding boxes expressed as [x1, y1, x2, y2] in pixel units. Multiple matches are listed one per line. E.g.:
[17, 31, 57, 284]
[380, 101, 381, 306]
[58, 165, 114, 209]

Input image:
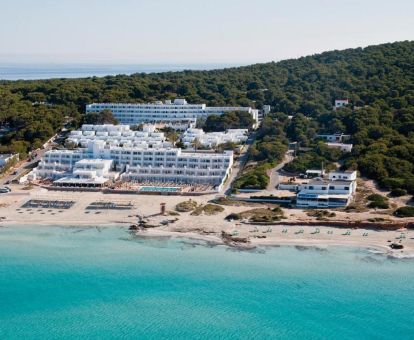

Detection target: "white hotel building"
[296, 171, 357, 208]
[85, 99, 259, 129]
[29, 139, 233, 190]
[67, 124, 172, 148]
[181, 128, 248, 148]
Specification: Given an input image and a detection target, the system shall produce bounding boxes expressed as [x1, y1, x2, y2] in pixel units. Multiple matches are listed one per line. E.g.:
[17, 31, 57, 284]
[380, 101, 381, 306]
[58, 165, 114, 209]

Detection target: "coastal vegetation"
[175, 201, 224, 215]
[367, 194, 390, 209]
[202, 111, 255, 132]
[225, 206, 285, 223]
[284, 142, 343, 174]
[1, 41, 414, 193]
[190, 204, 224, 216]
[175, 200, 198, 212]
[389, 188, 407, 197]
[394, 206, 414, 218]
[82, 109, 118, 125]
[307, 210, 337, 220]
[233, 112, 289, 190]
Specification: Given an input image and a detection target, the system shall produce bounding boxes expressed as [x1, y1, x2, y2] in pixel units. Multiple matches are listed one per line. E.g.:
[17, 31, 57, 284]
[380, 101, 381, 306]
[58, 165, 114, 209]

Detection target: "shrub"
[201, 204, 224, 216]
[190, 204, 224, 216]
[367, 194, 389, 209]
[368, 201, 389, 209]
[389, 188, 407, 197]
[175, 200, 198, 212]
[233, 163, 271, 190]
[225, 213, 241, 220]
[394, 206, 414, 217]
[367, 194, 388, 202]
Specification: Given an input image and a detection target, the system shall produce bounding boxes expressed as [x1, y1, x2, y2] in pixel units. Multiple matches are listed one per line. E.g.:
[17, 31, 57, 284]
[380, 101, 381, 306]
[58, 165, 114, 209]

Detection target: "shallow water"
[0, 225, 413, 339]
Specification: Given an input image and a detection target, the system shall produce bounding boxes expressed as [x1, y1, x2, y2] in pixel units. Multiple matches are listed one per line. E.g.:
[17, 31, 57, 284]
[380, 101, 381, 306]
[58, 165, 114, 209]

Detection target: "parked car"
[0, 187, 11, 193]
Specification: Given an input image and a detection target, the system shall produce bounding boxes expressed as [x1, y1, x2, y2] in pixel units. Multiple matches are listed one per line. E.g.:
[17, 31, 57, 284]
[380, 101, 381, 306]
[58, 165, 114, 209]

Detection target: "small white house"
[334, 99, 349, 110]
[327, 142, 353, 153]
[316, 134, 351, 142]
[328, 170, 357, 181]
[296, 170, 357, 208]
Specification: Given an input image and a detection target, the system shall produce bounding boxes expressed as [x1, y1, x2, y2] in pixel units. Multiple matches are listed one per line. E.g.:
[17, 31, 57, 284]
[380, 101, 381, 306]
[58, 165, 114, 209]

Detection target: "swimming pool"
[139, 186, 181, 192]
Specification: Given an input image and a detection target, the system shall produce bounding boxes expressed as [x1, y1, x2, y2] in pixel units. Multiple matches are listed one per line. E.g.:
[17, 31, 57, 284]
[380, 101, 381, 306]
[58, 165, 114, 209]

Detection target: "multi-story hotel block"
[29, 138, 233, 190]
[67, 124, 172, 148]
[85, 99, 259, 129]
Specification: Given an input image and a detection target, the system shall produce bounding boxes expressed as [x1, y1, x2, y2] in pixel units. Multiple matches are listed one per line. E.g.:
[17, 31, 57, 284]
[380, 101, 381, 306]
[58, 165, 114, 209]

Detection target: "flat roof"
[306, 180, 353, 186]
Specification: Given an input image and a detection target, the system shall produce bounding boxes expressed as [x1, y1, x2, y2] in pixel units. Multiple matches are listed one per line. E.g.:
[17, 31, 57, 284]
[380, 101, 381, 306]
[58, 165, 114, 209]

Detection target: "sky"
[1, 0, 413, 64]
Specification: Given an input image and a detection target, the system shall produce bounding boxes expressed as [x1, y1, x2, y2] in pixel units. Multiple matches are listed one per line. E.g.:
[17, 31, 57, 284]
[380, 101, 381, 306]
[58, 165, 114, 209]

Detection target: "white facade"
[328, 171, 357, 181]
[67, 124, 172, 149]
[296, 171, 357, 208]
[262, 105, 271, 116]
[181, 128, 248, 148]
[54, 159, 116, 187]
[30, 140, 233, 190]
[334, 99, 349, 110]
[86, 99, 259, 128]
[316, 134, 351, 142]
[305, 169, 325, 177]
[327, 142, 353, 153]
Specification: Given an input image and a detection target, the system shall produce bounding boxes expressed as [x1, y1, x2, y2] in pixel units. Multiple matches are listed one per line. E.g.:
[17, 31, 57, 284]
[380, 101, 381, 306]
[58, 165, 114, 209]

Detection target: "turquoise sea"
[1, 225, 413, 339]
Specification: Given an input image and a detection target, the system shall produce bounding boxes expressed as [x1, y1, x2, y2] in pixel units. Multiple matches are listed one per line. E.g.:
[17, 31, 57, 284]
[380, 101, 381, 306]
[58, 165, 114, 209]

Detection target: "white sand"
[1, 185, 413, 258]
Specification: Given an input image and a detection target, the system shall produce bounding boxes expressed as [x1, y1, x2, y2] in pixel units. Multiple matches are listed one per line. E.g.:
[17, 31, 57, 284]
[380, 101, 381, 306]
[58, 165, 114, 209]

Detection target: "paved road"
[0, 149, 47, 185]
[222, 132, 257, 195]
[266, 150, 294, 191]
[0, 133, 60, 185]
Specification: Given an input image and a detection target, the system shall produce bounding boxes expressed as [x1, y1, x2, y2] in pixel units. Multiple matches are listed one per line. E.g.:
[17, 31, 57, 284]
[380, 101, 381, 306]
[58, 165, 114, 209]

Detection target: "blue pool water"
[0, 225, 413, 339]
[139, 186, 180, 192]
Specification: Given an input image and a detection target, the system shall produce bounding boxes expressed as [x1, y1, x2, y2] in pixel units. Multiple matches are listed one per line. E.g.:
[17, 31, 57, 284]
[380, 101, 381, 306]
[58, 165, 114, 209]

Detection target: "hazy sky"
[1, 0, 413, 64]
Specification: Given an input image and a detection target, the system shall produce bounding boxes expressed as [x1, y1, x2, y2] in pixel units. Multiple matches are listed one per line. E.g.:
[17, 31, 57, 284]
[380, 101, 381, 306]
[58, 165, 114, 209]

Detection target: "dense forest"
[0, 41, 413, 192]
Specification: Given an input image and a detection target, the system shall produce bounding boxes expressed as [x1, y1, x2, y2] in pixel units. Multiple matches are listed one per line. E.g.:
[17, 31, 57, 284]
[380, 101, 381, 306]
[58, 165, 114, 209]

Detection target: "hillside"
[1, 41, 414, 192]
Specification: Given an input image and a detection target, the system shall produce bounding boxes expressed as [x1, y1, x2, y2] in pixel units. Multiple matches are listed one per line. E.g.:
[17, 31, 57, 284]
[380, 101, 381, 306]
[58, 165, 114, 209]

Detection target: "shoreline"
[1, 220, 412, 259]
[1, 186, 413, 259]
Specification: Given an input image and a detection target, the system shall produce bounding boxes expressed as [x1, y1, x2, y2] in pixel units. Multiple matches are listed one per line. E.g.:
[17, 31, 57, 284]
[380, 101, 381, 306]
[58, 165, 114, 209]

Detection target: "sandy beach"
[1, 184, 413, 258]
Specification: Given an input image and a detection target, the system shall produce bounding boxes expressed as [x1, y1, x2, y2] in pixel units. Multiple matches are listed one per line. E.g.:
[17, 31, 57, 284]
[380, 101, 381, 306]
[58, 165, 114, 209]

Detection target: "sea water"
[0, 225, 413, 339]
[0, 63, 237, 80]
